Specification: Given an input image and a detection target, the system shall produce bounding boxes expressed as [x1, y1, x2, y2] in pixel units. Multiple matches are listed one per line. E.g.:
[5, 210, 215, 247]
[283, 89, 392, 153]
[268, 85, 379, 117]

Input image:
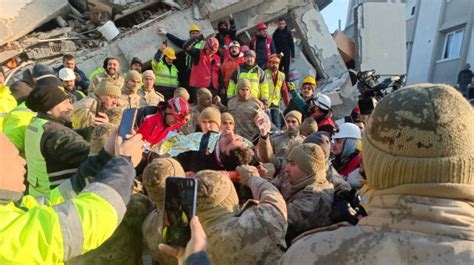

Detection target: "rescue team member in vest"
[184, 36, 221, 103]
[221, 41, 244, 102]
[309, 94, 335, 135]
[215, 14, 237, 61]
[249, 22, 276, 69]
[227, 50, 269, 105]
[24, 78, 92, 195]
[3, 81, 35, 156]
[331, 123, 362, 188]
[152, 42, 179, 100]
[59, 68, 85, 103]
[157, 24, 204, 93]
[0, 67, 18, 132]
[285, 76, 316, 116]
[265, 54, 290, 128]
[0, 127, 144, 264]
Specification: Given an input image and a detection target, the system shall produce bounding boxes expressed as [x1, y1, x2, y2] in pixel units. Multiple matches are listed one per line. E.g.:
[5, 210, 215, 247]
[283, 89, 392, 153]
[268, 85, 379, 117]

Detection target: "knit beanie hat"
[199, 107, 221, 128]
[285, 110, 302, 125]
[143, 158, 185, 207]
[142, 70, 155, 80]
[26, 77, 69, 113]
[32, 64, 54, 78]
[174, 87, 190, 101]
[125, 70, 142, 83]
[197, 88, 212, 106]
[195, 170, 239, 227]
[94, 79, 122, 98]
[363, 83, 474, 190]
[9, 80, 33, 104]
[131, 57, 143, 66]
[300, 117, 318, 136]
[221, 112, 234, 123]
[288, 143, 328, 182]
[304, 131, 331, 159]
[237, 78, 251, 90]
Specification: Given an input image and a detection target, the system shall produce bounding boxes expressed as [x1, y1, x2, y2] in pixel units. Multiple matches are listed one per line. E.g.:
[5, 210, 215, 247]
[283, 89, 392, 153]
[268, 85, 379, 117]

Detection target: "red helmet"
[256, 22, 267, 30]
[205, 37, 219, 52]
[167, 97, 190, 120]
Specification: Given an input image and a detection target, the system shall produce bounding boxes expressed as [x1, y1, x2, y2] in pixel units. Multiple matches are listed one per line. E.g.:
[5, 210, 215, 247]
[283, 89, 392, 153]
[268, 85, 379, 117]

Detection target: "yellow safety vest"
[227, 66, 269, 100]
[152, 59, 179, 88]
[0, 85, 18, 132]
[265, 69, 285, 106]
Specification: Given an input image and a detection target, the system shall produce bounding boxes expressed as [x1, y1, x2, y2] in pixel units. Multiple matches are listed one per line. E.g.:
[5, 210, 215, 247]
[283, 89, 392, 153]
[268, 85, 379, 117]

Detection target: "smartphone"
[95, 100, 106, 116]
[118, 108, 138, 139]
[162, 177, 198, 247]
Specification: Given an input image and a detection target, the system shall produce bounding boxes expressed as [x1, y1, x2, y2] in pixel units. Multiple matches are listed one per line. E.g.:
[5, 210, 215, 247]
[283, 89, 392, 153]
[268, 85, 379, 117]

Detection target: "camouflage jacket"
[120, 93, 142, 109]
[270, 130, 304, 159]
[286, 180, 334, 244]
[227, 96, 263, 142]
[88, 72, 124, 94]
[181, 103, 226, 135]
[137, 89, 164, 107]
[280, 192, 474, 265]
[205, 176, 288, 265]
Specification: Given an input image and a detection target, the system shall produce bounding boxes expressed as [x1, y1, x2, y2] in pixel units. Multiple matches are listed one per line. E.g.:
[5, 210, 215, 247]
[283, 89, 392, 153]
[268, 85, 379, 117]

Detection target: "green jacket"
[0, 152, 135, 264]
[3, 102, 36, 155]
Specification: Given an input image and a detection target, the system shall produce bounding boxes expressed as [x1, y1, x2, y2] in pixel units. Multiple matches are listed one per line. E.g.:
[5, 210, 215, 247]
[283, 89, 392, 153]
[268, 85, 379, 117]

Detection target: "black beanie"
[32, 64, 54, 78]
[10, 81, 33, 104]
[26, 78, 69, 113]
[131, 57, 143, 66]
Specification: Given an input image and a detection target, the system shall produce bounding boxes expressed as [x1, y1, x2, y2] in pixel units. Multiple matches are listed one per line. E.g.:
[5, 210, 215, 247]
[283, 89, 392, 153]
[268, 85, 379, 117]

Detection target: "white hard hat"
[333, 123, 361, 139]
[315, 94, 331, 110]
[58, 68, 75, 81]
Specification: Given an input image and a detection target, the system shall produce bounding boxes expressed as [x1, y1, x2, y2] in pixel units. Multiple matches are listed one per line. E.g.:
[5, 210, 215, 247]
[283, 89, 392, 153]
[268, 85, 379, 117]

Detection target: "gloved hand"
[157, 27, 167, 35]
[236, 165, 260, 187]
[287, 82, 297, 91]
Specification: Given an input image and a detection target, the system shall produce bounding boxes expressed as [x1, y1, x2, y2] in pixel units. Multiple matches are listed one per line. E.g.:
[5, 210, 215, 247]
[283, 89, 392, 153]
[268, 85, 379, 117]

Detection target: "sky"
[320, 0, 350, 33]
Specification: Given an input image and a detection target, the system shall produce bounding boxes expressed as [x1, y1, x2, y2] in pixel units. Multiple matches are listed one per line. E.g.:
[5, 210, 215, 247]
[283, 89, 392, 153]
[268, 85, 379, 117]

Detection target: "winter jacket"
[457, 69, 473, 86]
[284, 90, 312, 116]
[204, 176, 287, 265]
[0, 152, 135, 265]
[3, 102, 36, 155]
[250, 36, 276, 69]
[25, 113, 91, 195]
[227, 96, 263, 141]
[280, 190, 474, 265]
[221, 55, 245, 89]
[137, 110, 186, 146]
[272, 27, 295, 59]
[88, 72, 124, 95]
[54, 65, 90, 92]
[152, 49, 179, 89]
[227, 63, 269, 101]
[216, 18, 237, 61]
[185, 37, 221, 91]
[137, 88, 164, 107]
[120, 93, 142, 109]
[270, 130, 304, 159]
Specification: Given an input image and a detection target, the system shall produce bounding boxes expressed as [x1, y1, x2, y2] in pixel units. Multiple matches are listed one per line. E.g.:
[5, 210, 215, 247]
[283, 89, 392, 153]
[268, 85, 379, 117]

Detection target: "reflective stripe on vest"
[153, 60, 179, 88]
[237, 66, 261, 98]
[265, 69, 285, 106]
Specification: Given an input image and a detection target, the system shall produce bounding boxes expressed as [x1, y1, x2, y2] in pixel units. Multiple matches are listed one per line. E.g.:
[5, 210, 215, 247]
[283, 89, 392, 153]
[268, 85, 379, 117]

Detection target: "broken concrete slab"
[333, 31, 355, 64]
[197, 0, 264, 23]
[0, 0, 71, 46]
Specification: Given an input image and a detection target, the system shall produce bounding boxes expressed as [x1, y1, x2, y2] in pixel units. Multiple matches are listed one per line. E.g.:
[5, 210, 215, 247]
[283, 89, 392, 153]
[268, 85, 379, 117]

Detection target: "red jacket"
[137, 112, 185, 145]
[221, 55, 245, 89]
[338, 153, 361, 177]
[189, 49, 221, 90]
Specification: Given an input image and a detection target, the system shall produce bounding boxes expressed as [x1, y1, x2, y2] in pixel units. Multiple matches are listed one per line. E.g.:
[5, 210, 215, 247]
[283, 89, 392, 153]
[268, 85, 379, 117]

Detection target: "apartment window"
[442, 29, 463, 60]
[410, 6, 415, 16]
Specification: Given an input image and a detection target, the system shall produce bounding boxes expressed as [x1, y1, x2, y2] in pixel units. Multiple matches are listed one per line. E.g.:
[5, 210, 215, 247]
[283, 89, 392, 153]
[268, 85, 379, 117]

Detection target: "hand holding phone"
[118, 108, 138, 139]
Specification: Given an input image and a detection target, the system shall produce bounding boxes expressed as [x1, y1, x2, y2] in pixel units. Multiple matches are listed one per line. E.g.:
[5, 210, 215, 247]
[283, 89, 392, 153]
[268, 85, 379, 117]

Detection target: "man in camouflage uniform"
[280, 84, 474, 265]
[138, 70, 164, 107]
[88, 57, 124, 94]
[182, 88, 226, 135]
[194, 167, 287, 265]
[268, 110, 304, 159]
[120, 70, 142, 109]
[227, 78, 265, 142]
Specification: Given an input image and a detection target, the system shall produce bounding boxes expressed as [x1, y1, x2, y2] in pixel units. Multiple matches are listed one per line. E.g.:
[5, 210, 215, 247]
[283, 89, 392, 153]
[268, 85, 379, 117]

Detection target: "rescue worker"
[281, 83, 474, 265]
[0, 128, 143, 264]
[138, 70, 164, 107]
[220, 112, 235, 132]
[54, 54, 90, 93]
[250, 22, 276, 69]
[283, 143, 334, 244]
[309, 94, 335, 135]
[24, 78, 93, 195]
[120, 70, 143, 108]
[58, 68, 85, 102]
[285, 76, 316, 116]
[152, 43, 179, 100]
[221, 41, 244, 96]
[3, 81, 35, 156]
[227, 78, 265, 142]
[331, 122, 362, 188]
[130, 57, 143, 73]
[265, 54, 289, 128]
[0, 67, 18, 132]
[227, 50, 269, 105]
[185, 36, 222, 102]
[215, 14, 237, 61]
[72, 79, 122, 129]
[88, 57, 124, 94]
[137, 97, 190, 146]
[193, 167, 287, 265]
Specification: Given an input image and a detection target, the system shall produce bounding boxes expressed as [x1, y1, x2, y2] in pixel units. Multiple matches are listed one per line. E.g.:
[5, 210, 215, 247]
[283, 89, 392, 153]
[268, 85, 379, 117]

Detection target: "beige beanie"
[199, 107, 221, 127]
[237, 78, 251, 90]
[143, 158, 185, 207]
[142, 70, 155, 80]
[95, 79, 122, 98]
[221, 112, 234, 123]
[197, 88, 212, 106]
[125, 70, 142, 83]
[195, 170, 239, 228]
[285, 110, 302, 125]
[363, 83, 474, 190]
[288, 143, 328, 182]
[174, 87, 190, 101]
[300, 117, 318, 136]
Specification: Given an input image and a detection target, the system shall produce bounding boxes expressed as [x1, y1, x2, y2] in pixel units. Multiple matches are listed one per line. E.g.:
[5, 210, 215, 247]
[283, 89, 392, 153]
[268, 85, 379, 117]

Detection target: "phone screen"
[118, 108, 137, 139]
[162, 177, 197, 247]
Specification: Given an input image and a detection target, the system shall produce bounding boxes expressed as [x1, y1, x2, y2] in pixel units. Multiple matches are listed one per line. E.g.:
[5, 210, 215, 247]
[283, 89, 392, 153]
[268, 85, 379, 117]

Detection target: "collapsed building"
[0, 0, 357, 117]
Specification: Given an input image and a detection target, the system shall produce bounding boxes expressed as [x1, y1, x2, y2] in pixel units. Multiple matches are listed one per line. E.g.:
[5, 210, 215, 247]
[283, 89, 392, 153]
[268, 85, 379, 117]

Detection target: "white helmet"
[59, 68, 75, 81]
[315, 94, 331, 110]
[333, 123, 361, 139]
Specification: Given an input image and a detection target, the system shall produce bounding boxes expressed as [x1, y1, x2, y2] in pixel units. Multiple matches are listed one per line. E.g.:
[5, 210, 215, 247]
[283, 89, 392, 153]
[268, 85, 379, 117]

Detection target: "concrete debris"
[25, 41, 77, 60]
[333, 31, 355, 64]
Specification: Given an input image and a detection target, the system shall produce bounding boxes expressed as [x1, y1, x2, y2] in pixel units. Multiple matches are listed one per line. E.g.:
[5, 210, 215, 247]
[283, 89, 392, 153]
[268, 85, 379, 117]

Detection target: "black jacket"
[272, 27, 295, 59]
[457, 69, 473, 86]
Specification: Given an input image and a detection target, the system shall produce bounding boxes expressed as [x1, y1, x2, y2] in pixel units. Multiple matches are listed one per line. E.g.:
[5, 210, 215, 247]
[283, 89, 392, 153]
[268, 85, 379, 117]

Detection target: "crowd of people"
[0, 15, 473, 265]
